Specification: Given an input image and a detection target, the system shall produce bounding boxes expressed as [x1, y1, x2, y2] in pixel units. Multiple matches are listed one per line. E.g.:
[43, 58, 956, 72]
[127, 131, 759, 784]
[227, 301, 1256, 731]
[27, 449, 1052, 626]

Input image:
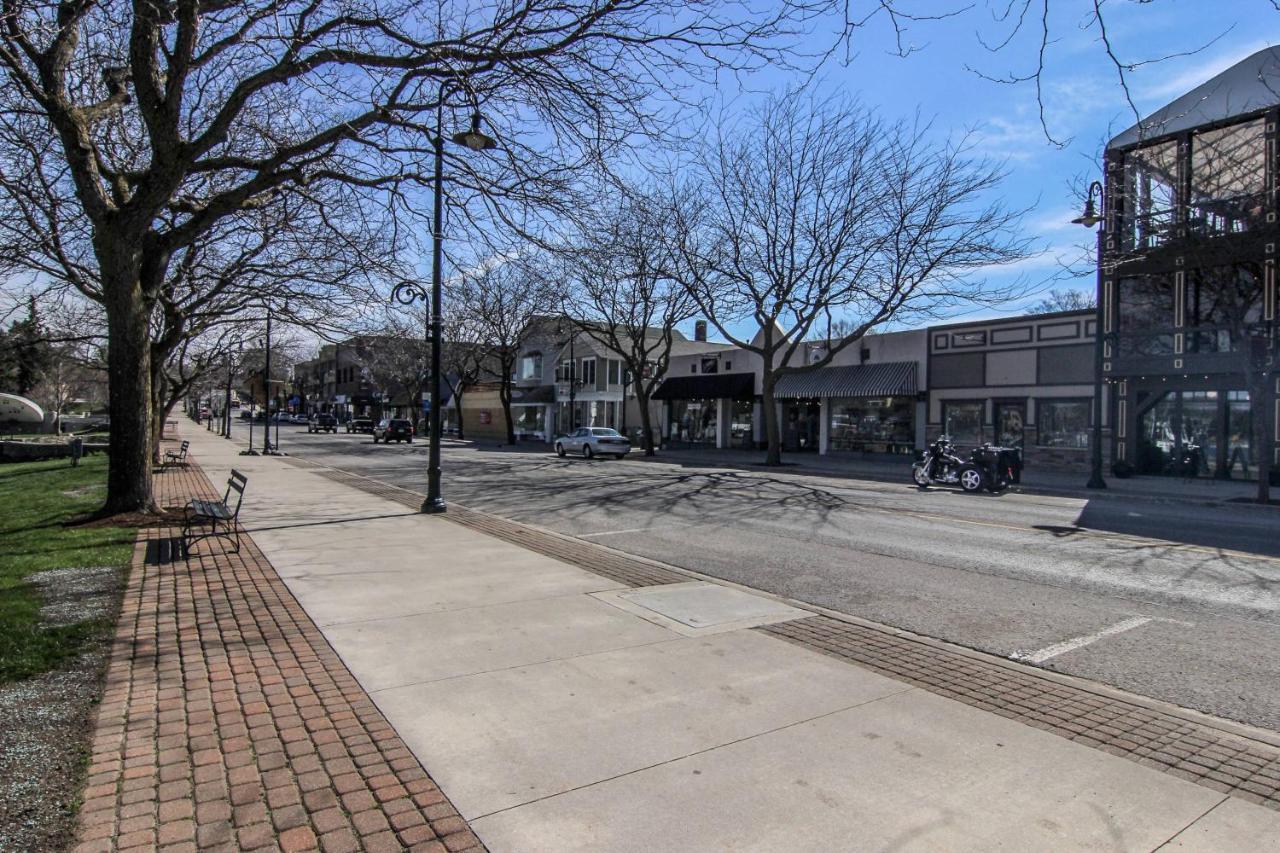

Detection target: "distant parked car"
[290, 413, 309, 424]
[308, 413, 338, 433]
[270, 412, 292, 423]
[373, 418, 414, 444]
[346, 417, 374, 434]
[555, 427, 632, 459]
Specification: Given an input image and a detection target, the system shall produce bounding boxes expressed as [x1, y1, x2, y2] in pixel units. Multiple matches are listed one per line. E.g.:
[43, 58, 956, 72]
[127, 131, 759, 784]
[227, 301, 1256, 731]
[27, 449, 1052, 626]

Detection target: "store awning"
[652, 372, 755, 401]
[773, 362, 917, 399]
[509, 385, 556, 404]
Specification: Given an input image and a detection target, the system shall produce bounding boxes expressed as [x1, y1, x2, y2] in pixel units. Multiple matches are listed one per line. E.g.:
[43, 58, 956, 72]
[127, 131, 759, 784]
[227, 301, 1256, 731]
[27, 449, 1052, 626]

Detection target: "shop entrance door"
[783, 400, 820, 452]
[995, 401, 1026, 454]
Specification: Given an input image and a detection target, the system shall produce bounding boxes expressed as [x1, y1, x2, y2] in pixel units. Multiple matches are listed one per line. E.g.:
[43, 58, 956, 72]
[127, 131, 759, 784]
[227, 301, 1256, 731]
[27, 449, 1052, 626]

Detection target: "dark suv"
[373, 418, 414, 444]
[308, 413, 338, 433]
[346, 417, 374, 434]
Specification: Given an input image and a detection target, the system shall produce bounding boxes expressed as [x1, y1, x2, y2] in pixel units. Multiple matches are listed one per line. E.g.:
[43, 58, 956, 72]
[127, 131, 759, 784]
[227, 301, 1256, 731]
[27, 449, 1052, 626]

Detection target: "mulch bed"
[0, 565, 125, 853]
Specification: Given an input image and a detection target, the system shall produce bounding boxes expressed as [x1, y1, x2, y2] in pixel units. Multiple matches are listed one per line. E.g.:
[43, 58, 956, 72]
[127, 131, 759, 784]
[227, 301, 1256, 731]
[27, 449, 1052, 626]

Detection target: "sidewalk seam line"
[467, 684, 919, 823]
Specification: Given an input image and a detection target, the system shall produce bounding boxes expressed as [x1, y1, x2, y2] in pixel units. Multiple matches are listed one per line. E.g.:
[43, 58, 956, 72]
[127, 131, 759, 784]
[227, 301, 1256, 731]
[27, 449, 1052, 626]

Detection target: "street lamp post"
[391, 80, 497, 514]
[224, 342, 240, 440]
[262, 308, 273, 455]
[1073, 180, 1108, 490]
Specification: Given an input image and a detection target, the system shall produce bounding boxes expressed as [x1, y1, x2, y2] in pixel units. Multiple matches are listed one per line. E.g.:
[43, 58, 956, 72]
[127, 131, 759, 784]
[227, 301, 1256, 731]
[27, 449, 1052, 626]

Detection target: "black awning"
[773, 362, 917, 399]
[510, 385, 556, 404]
[652, 372, 755, 401]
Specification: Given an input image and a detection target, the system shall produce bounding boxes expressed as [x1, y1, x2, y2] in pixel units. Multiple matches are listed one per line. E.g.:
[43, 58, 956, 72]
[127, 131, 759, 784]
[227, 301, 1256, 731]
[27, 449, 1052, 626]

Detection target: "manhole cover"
[597, 582, 808, 635]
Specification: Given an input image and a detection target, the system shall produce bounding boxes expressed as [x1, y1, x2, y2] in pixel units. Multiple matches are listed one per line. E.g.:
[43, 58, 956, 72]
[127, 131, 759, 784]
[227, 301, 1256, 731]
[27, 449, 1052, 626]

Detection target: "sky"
[672, 0, 1280, 341]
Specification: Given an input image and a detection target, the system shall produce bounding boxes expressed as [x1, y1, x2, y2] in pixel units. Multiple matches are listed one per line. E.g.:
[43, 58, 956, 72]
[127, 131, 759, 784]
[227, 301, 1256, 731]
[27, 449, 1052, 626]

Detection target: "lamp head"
[452, 112, 497, 151]
[1071, 181, 1104, 228]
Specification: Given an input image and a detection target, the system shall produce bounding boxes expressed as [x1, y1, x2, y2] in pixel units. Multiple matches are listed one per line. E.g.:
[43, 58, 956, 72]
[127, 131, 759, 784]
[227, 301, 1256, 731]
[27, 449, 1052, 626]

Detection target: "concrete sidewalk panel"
[374, 629, 911, 819]
[326, 594, 677, 691]
[1162, 798, 1280, 850]
[470, 688, 1235, 852]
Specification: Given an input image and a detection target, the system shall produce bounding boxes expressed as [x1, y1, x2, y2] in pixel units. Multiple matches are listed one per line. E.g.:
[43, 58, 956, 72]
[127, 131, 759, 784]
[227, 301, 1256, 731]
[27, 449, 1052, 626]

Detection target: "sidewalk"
[104, 423, 1280, 851]
[73, 439, 481, 853]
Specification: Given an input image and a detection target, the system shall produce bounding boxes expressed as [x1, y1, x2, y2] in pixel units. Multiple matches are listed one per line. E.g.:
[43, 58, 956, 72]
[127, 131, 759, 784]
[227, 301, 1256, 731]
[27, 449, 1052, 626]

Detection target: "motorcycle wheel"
[958, 465, 986, 493]
[911, 466, 931, 488]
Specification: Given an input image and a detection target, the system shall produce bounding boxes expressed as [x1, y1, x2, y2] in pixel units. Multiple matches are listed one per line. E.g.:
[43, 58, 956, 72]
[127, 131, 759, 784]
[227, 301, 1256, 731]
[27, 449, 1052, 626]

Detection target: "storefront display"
[828, 396, 915, 454]
[669, 399, 718, 445]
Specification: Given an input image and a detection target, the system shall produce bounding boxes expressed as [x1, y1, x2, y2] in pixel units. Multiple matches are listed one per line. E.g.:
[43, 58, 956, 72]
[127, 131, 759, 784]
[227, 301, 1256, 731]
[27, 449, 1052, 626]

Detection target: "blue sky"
[676, 0, 1279, 340]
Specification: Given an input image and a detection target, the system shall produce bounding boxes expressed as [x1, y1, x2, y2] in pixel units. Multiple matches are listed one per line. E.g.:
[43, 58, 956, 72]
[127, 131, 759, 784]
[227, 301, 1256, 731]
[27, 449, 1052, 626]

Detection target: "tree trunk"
[453, 387, 466, 439]
[102, 269, 157, 514]
[762, 376, 782, 465]
[636, 390, 656, 456]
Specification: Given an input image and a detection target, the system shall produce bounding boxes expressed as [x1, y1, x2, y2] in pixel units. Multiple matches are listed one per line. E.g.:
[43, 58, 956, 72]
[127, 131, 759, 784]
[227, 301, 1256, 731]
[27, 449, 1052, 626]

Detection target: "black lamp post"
[1073, 180, 1108, 490]
[223, 343, 235, 439]
[391, 81, 497, 514]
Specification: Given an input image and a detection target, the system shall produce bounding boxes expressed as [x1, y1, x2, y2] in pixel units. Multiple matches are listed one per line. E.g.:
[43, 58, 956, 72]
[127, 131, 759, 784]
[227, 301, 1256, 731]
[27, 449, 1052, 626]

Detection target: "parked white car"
[554, 427, 632, 459]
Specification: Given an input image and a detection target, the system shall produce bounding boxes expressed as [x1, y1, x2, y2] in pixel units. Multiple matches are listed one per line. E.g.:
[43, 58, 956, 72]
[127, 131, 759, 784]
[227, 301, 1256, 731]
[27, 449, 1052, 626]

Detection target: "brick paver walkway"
[73, 450, 483, 853]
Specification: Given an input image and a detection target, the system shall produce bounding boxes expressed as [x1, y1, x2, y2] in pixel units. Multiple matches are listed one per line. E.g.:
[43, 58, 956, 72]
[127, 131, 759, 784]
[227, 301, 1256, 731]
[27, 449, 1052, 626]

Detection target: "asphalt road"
[273, 427, 1280, 733]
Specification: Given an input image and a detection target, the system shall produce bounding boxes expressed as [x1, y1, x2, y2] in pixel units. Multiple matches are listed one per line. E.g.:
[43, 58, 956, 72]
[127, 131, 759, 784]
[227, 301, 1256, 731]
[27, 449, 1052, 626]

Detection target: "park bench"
[162, 440, 190, 469]
[183, 469, 247, 554]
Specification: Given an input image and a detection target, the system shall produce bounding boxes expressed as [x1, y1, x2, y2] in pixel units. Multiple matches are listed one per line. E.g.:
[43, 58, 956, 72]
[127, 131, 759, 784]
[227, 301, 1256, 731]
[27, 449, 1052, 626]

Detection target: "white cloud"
[1136, 39, 1276, 106]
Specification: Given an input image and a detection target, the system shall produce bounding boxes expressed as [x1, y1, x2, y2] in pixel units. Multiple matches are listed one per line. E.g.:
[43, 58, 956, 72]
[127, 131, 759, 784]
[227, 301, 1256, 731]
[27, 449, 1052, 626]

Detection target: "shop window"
[701, 357, 719, 374]
[942, 401, 984, 448]
[1121, 139, 1178, 251]
[1117, 274, 1176, 356]
[1187, 262, 1265, 353]
[829, 397, 915, 454]
[1037, 399, 1090, 449]
[580, 359, 596, 386]
[669, 399, 717, 444]
[1190, 118, 1267, 237]
[519, 353, 542, 380]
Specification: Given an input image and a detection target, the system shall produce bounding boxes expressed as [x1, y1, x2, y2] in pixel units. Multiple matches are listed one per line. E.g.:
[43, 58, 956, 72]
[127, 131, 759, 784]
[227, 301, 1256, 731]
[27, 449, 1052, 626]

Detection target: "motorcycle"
[911, 436, 1021, 494]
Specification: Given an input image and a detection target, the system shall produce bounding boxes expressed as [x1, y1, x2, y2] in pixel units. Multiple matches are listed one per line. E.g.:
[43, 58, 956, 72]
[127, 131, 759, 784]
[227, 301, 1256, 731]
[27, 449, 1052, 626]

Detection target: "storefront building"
[774, 362, 922, 455]
[1101, 47, 1279, 482]
[652, 372, 757, 449]
[927, 311, 1099, 472]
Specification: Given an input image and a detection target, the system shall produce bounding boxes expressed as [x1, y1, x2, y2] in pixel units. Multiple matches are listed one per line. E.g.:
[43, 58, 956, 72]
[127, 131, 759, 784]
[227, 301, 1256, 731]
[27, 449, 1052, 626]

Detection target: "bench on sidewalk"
[162, 440, 190, 469]
[183, 469, 247, 554]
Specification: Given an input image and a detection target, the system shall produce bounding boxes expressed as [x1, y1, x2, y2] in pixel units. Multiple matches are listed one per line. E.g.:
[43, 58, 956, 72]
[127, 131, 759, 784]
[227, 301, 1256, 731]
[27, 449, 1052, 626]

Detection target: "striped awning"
[773, 362, 917, 400]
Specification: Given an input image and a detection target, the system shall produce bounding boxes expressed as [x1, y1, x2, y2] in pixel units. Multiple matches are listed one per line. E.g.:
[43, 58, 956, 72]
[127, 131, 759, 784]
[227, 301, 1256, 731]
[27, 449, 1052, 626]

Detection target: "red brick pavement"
[73, 452, 484, 853]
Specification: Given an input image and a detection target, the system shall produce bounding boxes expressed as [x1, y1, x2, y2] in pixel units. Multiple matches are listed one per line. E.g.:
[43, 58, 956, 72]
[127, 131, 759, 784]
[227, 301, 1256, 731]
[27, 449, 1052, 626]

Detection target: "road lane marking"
[1013, 616, 1153, 664]
[577, 521, 701, 538]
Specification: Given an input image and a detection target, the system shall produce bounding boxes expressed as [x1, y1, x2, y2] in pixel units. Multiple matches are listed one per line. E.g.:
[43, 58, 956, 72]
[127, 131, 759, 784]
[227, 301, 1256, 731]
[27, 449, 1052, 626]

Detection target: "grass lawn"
[0, 456, 133, 683]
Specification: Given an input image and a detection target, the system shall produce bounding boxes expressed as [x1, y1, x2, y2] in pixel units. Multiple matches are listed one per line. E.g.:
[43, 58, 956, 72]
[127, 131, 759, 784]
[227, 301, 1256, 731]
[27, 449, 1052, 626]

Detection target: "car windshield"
[591, 428, 620, 436]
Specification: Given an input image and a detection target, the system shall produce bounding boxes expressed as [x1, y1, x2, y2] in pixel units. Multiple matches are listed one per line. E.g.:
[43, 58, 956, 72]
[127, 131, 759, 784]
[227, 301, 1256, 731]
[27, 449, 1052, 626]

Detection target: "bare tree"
[458, 260, 555, 444]
[671, 93, 1031, 465]
[439, 307, 492, 441]
[1030, 288, 1096, 314]
[561, 189, 696, 455]
[0, 0, 843, 514]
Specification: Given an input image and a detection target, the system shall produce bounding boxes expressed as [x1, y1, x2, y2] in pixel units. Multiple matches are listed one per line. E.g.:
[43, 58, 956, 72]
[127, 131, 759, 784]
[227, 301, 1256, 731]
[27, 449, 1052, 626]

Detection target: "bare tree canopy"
[1030, 288, 1095, 314]
[560, 186, 696, 454]
[456, 258, 555, 444]
[671, 92, 1032, 464]
[0, 0, 846, 513]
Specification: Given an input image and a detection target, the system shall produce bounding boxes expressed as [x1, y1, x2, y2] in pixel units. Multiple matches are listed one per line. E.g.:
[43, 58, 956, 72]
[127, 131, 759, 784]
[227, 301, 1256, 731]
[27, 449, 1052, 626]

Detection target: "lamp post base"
[238, 449, 260, 456]
[421, 497, 447, 514]
[1086, 473, 1107, 489]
